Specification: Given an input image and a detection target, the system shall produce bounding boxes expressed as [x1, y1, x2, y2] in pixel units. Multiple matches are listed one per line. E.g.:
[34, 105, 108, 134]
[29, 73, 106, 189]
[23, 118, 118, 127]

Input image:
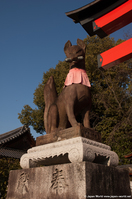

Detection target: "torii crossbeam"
[66, 0, 132, 70]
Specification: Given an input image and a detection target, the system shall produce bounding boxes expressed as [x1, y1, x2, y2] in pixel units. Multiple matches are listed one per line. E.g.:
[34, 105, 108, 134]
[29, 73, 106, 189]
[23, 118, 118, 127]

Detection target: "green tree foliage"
[18, 35, 132, 163]
[0, 157, 21, 198]
[83, 36, 132, 163]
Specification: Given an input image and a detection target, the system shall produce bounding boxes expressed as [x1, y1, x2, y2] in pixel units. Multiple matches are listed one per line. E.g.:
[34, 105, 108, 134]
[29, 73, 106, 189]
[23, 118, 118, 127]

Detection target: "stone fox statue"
[44, 39, 91, 134]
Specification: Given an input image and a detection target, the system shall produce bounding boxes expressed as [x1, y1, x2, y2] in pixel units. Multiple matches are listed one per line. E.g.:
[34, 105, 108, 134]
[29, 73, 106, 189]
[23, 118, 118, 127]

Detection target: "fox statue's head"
[64, 38, 86, 69]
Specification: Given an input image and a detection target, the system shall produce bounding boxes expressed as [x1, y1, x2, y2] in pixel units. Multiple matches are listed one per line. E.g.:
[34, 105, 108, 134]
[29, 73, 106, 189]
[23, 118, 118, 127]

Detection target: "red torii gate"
[66, 0, 132, 70]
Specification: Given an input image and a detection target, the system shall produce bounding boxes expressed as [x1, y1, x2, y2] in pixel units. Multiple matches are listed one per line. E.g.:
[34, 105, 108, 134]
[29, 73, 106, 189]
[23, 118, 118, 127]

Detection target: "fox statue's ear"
[77, 38, 86, 53]
[64, 40, 72, 55]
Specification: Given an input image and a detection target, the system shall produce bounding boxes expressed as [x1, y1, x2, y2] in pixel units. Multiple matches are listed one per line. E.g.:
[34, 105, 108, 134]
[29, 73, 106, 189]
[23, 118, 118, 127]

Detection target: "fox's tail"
[44, 76, 57, 133]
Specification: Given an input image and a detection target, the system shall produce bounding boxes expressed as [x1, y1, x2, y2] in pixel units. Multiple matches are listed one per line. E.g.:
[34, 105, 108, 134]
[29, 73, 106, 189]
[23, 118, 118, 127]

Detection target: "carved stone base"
[20, 137, 119, 169]
[7, 162, 131, 199]
[36, 125, 101, 146]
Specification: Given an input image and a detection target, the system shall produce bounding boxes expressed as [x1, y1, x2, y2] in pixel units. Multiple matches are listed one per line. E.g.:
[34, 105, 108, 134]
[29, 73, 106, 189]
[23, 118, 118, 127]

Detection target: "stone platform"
[36, 124, 101, 146]
[20, 136, 119, 169]
[7, 162, 131, 199]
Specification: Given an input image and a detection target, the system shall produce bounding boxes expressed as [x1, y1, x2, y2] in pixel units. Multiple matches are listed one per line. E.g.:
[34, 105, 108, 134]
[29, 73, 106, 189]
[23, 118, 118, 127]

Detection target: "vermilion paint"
[97, 38, 132, 70]
[93, 0, 132, 36]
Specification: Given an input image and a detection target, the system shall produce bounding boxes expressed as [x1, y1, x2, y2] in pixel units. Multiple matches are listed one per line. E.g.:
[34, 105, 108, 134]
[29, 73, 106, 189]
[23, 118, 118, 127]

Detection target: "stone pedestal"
[7, 126, 131, 198]
[20, 137, 119, 169]
[7, 162, 131, 199]
[19, 126, 118, 169]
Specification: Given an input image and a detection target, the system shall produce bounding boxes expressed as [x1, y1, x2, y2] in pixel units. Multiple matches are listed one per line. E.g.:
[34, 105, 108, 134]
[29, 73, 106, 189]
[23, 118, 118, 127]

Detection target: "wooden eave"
[65, 0, 128, 37]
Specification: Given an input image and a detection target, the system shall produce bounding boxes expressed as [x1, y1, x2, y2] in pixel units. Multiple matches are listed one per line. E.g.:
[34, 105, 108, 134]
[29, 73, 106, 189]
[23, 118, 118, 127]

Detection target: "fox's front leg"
[64, 86, 78, 127]
[65, 103, 78, 127]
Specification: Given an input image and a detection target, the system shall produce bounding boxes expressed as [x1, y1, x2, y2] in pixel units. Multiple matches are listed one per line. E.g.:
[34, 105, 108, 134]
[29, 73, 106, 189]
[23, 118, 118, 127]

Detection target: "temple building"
[0, 126, 36, 159]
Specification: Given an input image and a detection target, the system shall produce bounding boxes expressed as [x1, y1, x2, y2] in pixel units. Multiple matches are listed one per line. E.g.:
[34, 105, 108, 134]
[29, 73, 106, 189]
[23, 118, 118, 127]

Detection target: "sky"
[0, 0, 132, 139]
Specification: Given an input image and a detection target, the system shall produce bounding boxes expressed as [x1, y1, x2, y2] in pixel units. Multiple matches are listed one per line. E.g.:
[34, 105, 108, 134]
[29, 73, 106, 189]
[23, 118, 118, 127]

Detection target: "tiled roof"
[0, 126, 32, 145]
[0, 148, 25, 159]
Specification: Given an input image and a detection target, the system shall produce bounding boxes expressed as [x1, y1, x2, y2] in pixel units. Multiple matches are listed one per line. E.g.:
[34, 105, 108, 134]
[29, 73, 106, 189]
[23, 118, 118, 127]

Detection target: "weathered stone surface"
[20, 137, 119, 169]
[36, 124, 101, 146]
[7, 162, 131, 199]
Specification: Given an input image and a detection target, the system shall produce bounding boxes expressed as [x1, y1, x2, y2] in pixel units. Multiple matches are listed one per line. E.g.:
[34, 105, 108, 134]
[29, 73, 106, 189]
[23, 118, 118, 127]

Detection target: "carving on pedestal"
[50, 168, 68, 195]
[68, 148, 82, 162]
[110, 153, 119, 166]
[84, 148, 95, 162]
[17, 172, 29, 195]
[20, 154, 29, 169]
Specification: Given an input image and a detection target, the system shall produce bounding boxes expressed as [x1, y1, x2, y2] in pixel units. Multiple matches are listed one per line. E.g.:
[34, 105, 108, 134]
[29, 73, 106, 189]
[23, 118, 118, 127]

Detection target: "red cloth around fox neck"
[64, 68, 91, 87]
